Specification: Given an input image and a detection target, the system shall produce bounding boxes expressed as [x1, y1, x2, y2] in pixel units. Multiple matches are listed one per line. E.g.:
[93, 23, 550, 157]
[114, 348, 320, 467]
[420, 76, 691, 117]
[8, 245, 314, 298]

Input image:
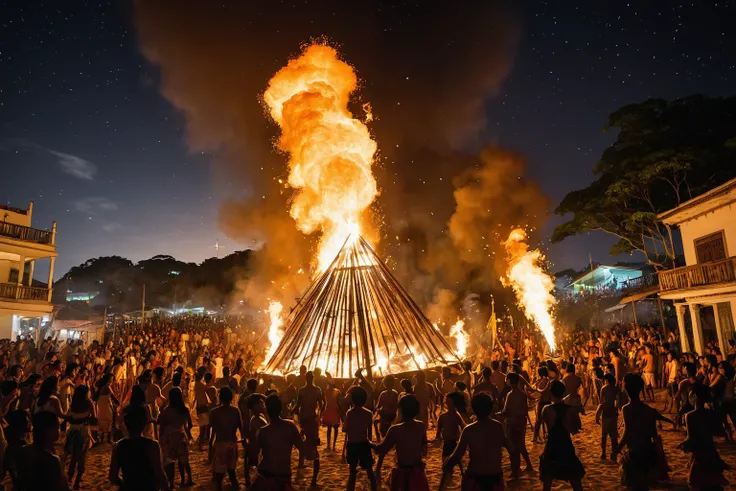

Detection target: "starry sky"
[2, 1, 735, 281]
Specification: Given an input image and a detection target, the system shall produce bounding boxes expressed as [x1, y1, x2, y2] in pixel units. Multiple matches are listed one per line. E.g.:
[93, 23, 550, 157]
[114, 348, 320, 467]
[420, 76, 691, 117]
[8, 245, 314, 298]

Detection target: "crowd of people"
[0, 315, 733, 490]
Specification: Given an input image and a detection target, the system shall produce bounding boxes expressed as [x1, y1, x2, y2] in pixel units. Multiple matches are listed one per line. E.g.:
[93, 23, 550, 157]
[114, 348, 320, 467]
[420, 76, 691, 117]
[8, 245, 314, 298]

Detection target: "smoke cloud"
[133, 1, 547, 315]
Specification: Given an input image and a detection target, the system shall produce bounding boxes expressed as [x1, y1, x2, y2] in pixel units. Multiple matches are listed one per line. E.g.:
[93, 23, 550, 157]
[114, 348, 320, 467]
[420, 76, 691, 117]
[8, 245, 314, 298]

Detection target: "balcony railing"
[0, 283, 50, 301]
[0, 221, 53, 244]
[658, 256, 736, 291]
[621, 272, 659, 293]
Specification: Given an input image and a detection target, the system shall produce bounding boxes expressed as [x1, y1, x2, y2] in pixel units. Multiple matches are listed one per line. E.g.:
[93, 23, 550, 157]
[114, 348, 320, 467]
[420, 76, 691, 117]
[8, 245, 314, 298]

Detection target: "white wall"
[0, 313, 14, 340]
[679, 203, 736, 266]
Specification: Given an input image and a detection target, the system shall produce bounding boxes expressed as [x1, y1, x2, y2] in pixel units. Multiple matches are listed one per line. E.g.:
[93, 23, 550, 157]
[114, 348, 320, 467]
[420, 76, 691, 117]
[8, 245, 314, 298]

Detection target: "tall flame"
[262, 300, 284, 367]
[263, 43, 379, 272]
[450, 319, 468, 359]
[501, 228, 557, 351]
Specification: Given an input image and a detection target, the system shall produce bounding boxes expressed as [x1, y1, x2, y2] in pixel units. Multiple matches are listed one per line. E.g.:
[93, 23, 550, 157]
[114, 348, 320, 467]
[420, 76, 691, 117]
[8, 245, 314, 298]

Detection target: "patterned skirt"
[161, 427, 189, 465]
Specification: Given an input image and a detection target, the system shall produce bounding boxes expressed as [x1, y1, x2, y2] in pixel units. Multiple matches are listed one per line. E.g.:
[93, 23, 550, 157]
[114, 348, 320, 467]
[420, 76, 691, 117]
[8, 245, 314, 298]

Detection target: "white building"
[0, 202, 57, 340]
[658, 178, 736, 355]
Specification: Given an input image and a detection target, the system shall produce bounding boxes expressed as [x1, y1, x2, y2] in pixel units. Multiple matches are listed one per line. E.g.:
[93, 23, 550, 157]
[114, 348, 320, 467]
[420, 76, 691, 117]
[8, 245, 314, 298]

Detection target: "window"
[694, 231, 726, 263]
[8, 268, 18, 283]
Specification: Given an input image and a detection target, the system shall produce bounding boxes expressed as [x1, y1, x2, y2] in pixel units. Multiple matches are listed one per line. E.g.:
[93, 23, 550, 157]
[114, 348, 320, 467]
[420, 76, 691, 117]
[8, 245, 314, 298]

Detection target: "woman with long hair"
[122, 385, 154, 438]
[95, 374, 119, 443]
[34, 376, 64, 419]
[158, 387, 193, 489]
[65, 385, 96, 490]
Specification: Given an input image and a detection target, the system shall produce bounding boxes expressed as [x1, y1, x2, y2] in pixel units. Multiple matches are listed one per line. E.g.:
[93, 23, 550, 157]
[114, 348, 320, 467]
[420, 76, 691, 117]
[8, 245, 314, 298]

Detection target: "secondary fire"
[263, 43, 379, 272]
[262, 300, 284, 368]
[450, 319, 468, 359]
[501, 228, 557, 351]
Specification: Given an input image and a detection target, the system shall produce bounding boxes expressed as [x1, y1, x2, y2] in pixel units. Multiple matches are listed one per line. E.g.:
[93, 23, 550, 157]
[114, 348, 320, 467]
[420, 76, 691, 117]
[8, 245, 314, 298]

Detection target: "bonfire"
[262, 235, 461, 378]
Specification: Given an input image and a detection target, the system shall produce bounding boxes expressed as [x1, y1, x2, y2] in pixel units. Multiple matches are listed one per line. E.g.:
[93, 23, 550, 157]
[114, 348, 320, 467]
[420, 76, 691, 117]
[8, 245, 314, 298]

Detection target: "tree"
[552, 95, 736, 269]
[55, 250, 254, 311]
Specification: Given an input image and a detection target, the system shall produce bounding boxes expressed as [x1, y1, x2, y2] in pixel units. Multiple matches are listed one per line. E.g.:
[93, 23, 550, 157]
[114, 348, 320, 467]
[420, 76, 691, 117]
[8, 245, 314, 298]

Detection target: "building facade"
[0, 202, 57, 340]
[657, 178, 736, 355]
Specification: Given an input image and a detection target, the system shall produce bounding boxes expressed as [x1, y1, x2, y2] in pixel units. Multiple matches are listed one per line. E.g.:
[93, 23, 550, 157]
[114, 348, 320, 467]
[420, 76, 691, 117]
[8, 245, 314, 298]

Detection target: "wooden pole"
[657, 297, 666, 330]
[631, 301, 638, 325]
[103, 306, 108, 345]
[141, 284, 146, 330]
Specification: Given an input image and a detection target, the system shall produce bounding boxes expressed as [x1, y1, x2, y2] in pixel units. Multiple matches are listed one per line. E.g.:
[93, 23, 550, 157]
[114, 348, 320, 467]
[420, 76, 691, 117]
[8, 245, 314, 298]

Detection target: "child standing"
[595, 374, 619, 460]
[344, 386, 377, 491]
[249, 394, 304, 491]
[244, 394, 267, 488]
[375, 394, 429, 491]
[501, 372, 533, 479]
[376, 376, 399, 438]
[322, 381, 342, 450]
[443, 393, 510, 491]
[435, 391, 466, 476]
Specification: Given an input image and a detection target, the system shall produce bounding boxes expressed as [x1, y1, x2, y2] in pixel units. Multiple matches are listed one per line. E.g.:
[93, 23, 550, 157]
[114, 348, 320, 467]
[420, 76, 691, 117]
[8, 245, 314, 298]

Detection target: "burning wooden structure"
[263, 235, 460, 378]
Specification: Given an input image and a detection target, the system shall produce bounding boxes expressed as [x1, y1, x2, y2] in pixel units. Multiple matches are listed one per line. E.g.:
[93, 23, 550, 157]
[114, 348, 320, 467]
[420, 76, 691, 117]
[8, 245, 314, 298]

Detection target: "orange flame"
[263, 43, 379, 272]
[501, 228, 557, 351]
[450, 319, 468, 359]
[262, 300, 284, 367]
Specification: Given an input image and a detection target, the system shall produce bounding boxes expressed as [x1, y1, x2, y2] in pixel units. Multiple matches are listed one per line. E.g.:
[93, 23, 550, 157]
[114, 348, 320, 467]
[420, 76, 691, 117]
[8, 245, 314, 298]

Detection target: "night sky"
[2, 1, 735, 281]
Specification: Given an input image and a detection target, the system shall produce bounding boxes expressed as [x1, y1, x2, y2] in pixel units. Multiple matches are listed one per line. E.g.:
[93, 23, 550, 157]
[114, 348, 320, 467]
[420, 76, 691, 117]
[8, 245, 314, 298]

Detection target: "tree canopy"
[552, 95, 736, 268]
[54, 250, 254, 312]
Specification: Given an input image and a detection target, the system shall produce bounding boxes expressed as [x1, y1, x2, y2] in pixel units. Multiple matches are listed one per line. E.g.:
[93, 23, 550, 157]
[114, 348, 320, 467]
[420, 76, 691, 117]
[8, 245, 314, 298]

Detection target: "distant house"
[65, 291, 100, 303]
[657, 177, 736, 355]
[566, 264, 645, 295]
[0, 202, 57, 340]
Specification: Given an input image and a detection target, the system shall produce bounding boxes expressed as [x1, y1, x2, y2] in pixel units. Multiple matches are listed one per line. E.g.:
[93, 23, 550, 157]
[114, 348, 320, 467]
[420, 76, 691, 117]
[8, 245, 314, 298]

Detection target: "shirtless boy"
[501, 372, 533, 479]
[244, 394, 267, 488]
[595, 374, 619, 460]
[435, 392, 466, 477]
[344, 386, 377, 491]
[294, 371, 324, 486]
[376, 375, 399, 437]
[473, 367, 500, 402]
[641, 344, 656, 401]
[375, 394, 429, 491]
[249, 394, 304, 491]
[208, 387, 243, 491]
[444, 393, 510, 491]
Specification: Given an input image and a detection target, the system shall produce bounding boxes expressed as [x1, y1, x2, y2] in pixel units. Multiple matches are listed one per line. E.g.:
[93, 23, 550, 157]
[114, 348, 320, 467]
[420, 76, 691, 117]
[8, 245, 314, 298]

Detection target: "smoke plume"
[133, 1, 541, 314]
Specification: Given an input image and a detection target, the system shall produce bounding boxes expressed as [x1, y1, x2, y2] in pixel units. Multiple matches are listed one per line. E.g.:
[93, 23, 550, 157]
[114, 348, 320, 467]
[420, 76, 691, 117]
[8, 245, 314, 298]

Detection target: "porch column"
[28, 260, 35, 285]
[631, 301, 638, 325]
[47, 256, 56, 302]
[712, 304, 727, 356]
[16, 255, 25, 299]
[675, 305, 690, 353]
[689, 304, 705, 355]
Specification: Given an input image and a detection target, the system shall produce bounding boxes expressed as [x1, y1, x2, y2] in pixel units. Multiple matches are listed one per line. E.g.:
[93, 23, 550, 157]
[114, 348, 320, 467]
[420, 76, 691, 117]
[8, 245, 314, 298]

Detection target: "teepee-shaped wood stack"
[263, 235, 461, 378]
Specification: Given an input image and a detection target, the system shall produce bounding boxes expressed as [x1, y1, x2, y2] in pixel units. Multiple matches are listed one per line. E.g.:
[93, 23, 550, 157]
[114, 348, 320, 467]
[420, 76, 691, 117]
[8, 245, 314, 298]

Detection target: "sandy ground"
[17, 391, 736, 490]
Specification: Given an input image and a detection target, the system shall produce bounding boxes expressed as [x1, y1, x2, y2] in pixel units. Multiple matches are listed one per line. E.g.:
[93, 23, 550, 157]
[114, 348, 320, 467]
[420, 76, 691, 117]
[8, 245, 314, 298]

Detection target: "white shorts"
[642, 373, 656, 387]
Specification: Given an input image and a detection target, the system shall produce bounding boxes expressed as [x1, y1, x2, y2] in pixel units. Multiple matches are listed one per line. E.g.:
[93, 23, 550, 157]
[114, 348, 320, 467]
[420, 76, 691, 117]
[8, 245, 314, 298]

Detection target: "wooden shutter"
[695, 231, 726, 263]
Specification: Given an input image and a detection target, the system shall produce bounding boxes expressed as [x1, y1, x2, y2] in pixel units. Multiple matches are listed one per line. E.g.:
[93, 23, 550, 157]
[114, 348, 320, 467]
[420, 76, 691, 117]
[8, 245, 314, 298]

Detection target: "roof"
[263, 235, 460, 378]
[566, 264, 643, 288]
[658, 177, 736, 226]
